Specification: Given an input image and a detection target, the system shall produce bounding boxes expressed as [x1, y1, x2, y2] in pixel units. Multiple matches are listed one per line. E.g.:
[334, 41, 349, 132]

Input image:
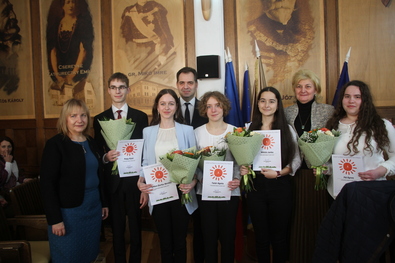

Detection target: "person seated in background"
[0, 136, 31, 193]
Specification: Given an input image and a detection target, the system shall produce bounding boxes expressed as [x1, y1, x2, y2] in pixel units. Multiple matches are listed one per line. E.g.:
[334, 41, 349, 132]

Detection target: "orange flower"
[235, 127, 243, 133]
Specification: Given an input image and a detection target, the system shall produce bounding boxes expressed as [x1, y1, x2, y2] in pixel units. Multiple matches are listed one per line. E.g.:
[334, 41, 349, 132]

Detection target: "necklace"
[298, 113, 311, 130]
[75, 141, 86, 154]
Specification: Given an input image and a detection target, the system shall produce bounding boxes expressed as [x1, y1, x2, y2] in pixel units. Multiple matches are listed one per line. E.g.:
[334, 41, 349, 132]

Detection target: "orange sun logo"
[209, 165, 227, 181]
[122, 142, 138, 156]
[150, 166, 168, 183]
[339, 159, 357, 175]
[262, 135, 275, 150]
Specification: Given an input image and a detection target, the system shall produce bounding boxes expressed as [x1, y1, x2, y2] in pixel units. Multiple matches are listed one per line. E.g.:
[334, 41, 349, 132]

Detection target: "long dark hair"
[250, 87, 295, 168]
[326, 80, 390, 155]
[0, 136, 15, 162]
[150, 89, 184, 125]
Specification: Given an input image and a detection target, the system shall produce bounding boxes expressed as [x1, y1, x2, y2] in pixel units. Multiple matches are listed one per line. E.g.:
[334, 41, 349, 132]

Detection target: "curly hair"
[326, 80, 390, 155]
[198, 91, 231, 118]
[150, 89, 184, 125]
[249, 87, 295, 168]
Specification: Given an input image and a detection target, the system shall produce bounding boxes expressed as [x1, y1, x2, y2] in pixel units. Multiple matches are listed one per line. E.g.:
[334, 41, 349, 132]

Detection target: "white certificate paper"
[202, 161, 233, 201]
[331, 154, 364, 197]
[143, 163, 179, 206]
[116, 139, 144, 177]
[253, 130, 282, 171]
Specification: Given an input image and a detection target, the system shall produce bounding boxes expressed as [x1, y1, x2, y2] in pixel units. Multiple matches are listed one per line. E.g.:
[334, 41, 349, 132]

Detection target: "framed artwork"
[236, 0, 326, 107]
[40, 0, 104, 118]
[0, 0, 35, 119]
[112, 0, 186, 115]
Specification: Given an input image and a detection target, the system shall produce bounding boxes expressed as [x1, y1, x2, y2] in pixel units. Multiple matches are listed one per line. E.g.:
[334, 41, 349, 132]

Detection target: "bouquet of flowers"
[197, 146, 227, 170]
[298, 128, 341, 190]
[159, 147, 201, 204]
[225, 127, 265, 192]
[98, 117, 136, 175]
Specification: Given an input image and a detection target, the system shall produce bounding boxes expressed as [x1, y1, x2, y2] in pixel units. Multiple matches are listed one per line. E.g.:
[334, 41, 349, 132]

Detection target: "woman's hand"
[104, 150, 120, 163]
[228, 179, 240, 191]
[102, 207, 109, 220]
[0, 196, 7, 207]
[140, 193, 149, 209]
[137, 177, 153, 194]
[3, 153, 12, 163]
[359, 166, 387, 181]
[313, 166, 328, 177]
[179, 179, 197, 194]
[52, 222, 66, 236]
[261, 168, 278, 179]
[240, 165, 249, 176]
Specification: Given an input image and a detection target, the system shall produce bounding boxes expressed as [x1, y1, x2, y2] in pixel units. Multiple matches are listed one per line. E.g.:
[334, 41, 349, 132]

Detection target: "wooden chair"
[9, 178, 45, 216]
[0, 207, 50, 263]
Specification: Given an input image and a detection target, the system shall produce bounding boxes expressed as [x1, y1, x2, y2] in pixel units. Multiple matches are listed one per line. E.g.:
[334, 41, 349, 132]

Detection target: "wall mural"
[237, 0, 325, 107]
[0, 0, 35, 119]
[40, 0, 103, 118]
[112, 0, 185, 115]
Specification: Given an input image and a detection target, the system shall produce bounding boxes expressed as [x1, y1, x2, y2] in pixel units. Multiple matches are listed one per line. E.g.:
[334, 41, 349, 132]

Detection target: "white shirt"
[194, 124, 241, 196]
[155, 127, 178, 163]
[327, 119, 395, 198]
[5, 160, 19, 182]
[179, 97, 196, 122]
[112, 104, 129, 119]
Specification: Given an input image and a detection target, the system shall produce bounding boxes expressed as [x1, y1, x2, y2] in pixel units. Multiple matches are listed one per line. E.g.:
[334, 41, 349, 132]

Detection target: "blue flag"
[242, 68, 251, 124]
[332, 61, 350, 107]
[224, 61, 243, 127]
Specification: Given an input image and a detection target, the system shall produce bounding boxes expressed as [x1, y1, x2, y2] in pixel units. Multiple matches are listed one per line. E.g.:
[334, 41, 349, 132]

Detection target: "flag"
[242, 63, 251, 124]
[252, 40, 267, 115]
[332, 47, 351, 106]
[224, 48, 243, 127]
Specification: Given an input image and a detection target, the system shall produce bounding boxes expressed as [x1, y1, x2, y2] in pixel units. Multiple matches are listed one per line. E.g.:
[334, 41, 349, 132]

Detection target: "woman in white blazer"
[138, 89, 198, 263]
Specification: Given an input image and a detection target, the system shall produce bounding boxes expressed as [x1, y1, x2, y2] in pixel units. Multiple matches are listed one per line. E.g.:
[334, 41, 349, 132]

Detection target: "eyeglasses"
[109, 85, 128, 91]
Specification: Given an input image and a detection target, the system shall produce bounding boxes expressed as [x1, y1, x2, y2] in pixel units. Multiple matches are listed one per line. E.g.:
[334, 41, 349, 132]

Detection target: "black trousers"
[152, 191, 190, 263]
[110, 177, 142, 263]
[199, 195, 239, 263]
[247, 174, 292, 263]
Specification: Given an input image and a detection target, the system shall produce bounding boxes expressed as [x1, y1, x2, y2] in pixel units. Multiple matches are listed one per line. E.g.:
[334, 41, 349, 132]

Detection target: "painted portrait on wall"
[0, 0, 35, 119]
[40, 0, 103, 118]
[237, 0, 325, 107]
[112, 0, 185, 115]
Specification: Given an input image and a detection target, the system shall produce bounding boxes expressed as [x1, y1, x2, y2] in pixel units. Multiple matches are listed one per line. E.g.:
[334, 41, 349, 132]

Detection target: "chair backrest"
[0, 240, 32, 263]
[9, 178, 45, 215]
[0, 206, 12, 241]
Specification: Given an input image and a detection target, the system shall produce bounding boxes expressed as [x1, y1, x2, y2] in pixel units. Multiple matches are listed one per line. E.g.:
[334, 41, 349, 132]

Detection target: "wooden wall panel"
[0, 0, 394, 177]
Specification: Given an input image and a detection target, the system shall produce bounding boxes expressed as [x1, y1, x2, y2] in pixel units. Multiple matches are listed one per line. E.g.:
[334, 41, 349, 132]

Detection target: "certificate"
[116, 139, 144, 177]
[143, 163, 179, 206]
[202, 161, 233, 201]
[331, 154, 364, 197]
[252, 130, 282, 171]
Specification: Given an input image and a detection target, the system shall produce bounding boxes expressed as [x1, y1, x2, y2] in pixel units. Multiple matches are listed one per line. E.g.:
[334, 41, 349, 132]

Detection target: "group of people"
[37, 66, 395, 263]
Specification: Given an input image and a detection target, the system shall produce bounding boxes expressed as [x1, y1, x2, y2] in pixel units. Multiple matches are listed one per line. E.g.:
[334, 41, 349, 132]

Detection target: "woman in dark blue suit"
[138, 89, 198, 263]
[40, 99, 108, 262]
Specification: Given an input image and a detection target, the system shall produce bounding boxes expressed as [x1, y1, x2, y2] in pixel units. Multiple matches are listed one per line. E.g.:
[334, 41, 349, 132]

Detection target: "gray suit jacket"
[284, 101, 335, 131]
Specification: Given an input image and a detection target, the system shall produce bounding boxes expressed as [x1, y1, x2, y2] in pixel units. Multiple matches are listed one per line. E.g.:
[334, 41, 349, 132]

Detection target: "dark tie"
[116, 110, 122, 119]
[184, 103, 191, 125]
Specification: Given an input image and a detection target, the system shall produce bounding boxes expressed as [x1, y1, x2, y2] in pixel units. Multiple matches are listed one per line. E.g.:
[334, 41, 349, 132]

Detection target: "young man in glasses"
[93, 72, 148, 262]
